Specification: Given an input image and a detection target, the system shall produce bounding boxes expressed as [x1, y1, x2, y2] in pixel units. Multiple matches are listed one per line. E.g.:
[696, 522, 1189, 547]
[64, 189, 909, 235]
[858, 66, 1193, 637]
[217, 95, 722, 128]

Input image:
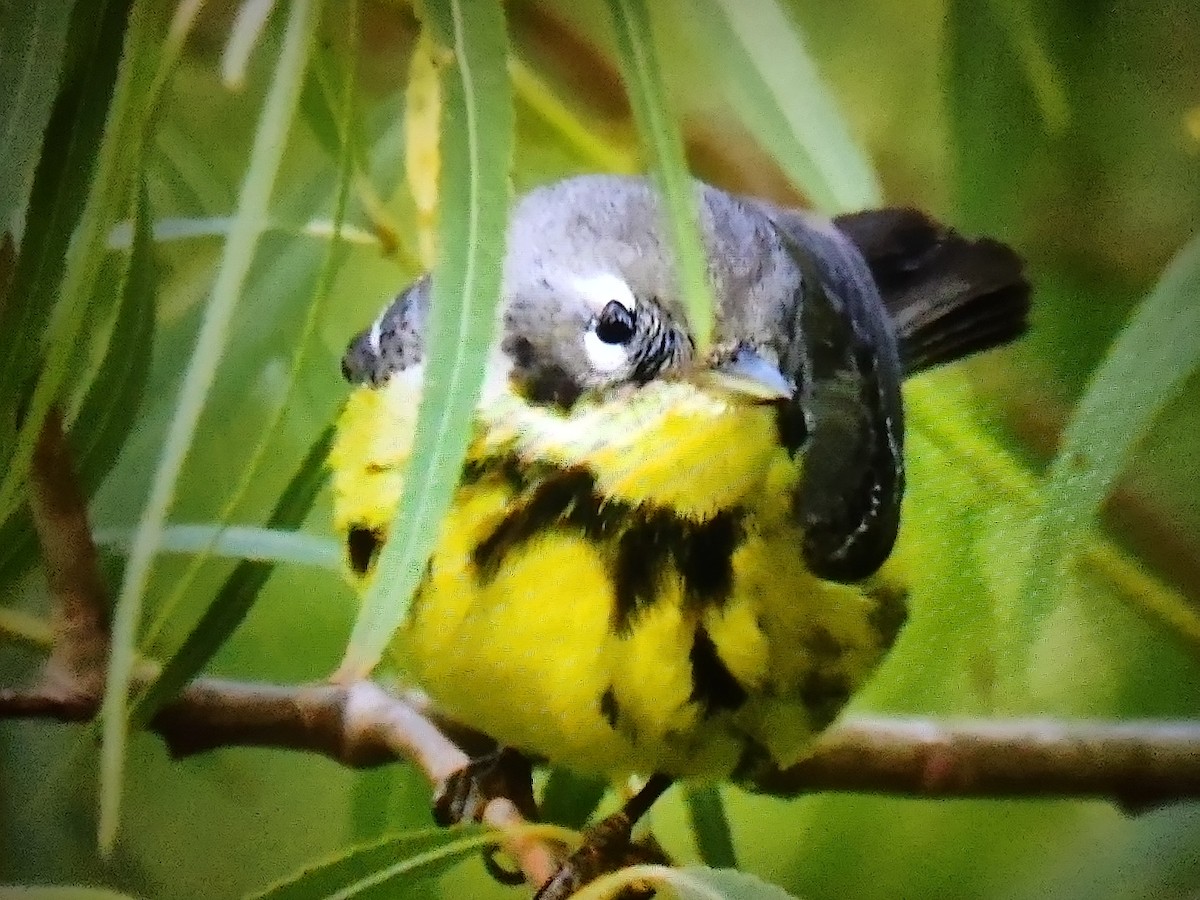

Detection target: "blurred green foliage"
[1, 0, 1198, 898]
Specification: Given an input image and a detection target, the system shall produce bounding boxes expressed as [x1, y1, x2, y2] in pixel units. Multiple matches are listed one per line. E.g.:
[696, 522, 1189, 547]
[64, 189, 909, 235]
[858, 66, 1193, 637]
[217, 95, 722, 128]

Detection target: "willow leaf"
[605, 0, 715, 350]
[338, 0, 513, 679]
[0, 0, 134, 503]
[247, 826, 491, 900]
[686, 0, 881, 212]
[1011, 234, 1200, 687]
[0, 0, 74, 230]
[98, 0, 321, 853]
[684, 785, 739, 870]
[573, 864, 801, 900]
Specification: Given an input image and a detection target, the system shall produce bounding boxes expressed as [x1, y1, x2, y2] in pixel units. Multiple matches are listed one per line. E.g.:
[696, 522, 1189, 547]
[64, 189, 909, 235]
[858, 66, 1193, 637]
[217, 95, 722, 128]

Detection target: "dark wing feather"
[833, 207, 1031, 375]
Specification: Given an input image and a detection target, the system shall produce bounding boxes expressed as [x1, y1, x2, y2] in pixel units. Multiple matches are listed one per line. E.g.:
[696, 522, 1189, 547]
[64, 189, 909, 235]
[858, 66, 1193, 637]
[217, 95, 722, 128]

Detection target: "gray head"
[342, 175, 824, 402]
[341, 174, 907, 584]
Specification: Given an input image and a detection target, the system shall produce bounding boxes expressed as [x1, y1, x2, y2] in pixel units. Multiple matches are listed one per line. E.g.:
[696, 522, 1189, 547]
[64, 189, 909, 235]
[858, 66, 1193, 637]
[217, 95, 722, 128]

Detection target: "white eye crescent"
[570, 272, 637, 314]
[583, 329, 630, 372]
[570, 273, 639, 373]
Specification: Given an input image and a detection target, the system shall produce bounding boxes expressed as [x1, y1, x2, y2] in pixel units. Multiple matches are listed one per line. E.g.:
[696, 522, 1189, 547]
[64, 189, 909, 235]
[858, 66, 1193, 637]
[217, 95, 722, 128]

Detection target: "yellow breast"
[329, 374, 905, 781]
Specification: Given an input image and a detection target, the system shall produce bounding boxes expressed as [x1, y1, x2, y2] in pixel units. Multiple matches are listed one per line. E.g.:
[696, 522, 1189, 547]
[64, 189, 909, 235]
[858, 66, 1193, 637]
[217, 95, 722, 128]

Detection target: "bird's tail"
[834, 208, 1032, 375]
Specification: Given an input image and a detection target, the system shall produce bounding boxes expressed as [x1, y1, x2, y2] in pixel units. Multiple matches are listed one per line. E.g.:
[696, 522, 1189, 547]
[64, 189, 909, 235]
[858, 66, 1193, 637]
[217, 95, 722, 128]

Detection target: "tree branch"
[3, 685, 1200, 811]
[28, 409, 109, 696]
[761, 716, 1200, 809]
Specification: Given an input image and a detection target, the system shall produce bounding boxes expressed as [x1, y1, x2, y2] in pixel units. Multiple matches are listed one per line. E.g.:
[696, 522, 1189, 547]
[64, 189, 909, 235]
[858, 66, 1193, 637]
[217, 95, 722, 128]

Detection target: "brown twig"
[28, 409, 110, 696]
[3, 685, 1200, 811]
[759, 716, 1200, 810]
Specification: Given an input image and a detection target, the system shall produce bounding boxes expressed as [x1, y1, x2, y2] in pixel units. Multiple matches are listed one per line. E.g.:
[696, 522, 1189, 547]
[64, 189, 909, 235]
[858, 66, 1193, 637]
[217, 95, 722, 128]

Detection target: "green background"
[2, 0, 1199, 897]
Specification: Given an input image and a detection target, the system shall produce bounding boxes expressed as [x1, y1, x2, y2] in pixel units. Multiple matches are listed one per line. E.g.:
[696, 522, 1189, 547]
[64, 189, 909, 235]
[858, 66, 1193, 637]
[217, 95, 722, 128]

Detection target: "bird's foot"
[432, 746, 537, 826]
[433, 747, 541, 886]
[535, 776, 674, 900]
[534, 811, 670, 900]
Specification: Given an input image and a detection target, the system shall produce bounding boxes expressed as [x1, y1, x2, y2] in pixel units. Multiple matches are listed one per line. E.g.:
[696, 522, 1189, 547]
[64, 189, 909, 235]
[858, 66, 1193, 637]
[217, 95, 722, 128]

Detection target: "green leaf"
[126, 422, 334, 732]
[245, 826, 493, 900]
[98, 0, 322, 853]
[539, 767, 608, 831]
[683, 0, 881, 213]
[0, 0, 134, 486]
[71, 183, 157, 498]
[134, 0, 358, 661]
[338, 0, 513, 679]
[93, 523, 341, 571]
[987, 0, 1070, 134]
[663, 867, 800, 900]
[573, 865, 801, 900]
[301, 17, 370, 172]
[220, 0, 279, 91]
[0, 182, 156, 589]
[0, 888, 145, 900]
[683, 785, 738, 871]
[905, 371, 1200, 661]
[1011, 233, 1200, 689]
[605, 0, 714, 350]
[0, 0, 75, 230]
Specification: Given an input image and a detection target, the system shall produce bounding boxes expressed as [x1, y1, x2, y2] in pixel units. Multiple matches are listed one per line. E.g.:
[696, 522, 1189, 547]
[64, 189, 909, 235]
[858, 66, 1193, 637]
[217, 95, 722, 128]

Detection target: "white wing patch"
[367, 313, 384, 356]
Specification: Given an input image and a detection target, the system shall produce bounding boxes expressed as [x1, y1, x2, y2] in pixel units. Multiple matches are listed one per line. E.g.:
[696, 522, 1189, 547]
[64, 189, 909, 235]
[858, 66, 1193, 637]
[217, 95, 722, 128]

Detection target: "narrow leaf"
[71, 184, 158, 495]
[337, 0, 513, 679]
[405, 27, 444, 269]
[0, 606, 54, 650]
[683, 785, 738, 870]
[98, 0, 321, 853]
[0, 0, 134, 488]
[988, 0, 1070, 134]
[662, 867, 801, 900]
[0, 0, 75, 230]
[126, 424, 335, 731]
[0, 182, 156, 588]
[508, 57, 638, 176]
[1011, 233, 1200, 686]
[572, 864, 801, 900]
[605, 0, 714, 350]
[221, 0, 279, 90]
[94, 523, 341, 571]
[0, 888, 144, 900]
[246, 826, 491, 900]
[686, 0, 882, 212]
[135, 0, 357, 658]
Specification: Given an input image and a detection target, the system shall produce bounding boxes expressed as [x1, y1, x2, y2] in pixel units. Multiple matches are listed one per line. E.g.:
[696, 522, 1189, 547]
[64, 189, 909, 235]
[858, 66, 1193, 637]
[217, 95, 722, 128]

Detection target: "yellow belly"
[329, 376, 905, 781]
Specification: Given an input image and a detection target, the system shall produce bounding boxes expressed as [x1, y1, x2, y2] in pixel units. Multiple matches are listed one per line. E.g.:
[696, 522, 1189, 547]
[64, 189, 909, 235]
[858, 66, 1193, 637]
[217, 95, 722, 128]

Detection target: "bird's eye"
[595, 300, 636, 344]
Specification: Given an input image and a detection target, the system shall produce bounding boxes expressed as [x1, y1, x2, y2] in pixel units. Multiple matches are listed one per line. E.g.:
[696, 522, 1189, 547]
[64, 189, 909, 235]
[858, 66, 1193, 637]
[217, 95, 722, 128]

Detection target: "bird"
[328, 174, 1030, 891]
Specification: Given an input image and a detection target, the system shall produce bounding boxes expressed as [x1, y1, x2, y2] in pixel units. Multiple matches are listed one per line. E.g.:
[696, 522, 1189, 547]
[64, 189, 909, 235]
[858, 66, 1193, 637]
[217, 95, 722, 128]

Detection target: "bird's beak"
[700, 347, 795, 401]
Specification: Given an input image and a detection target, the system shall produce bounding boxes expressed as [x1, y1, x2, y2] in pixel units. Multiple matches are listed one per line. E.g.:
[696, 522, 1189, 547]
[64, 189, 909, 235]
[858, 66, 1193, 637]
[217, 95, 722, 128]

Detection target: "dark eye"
[595, 300, 636, 344]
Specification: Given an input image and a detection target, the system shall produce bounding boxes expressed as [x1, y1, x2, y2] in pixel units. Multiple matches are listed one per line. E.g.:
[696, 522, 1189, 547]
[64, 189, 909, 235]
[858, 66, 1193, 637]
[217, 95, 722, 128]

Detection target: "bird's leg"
[432, 745, 537, 826]
[433, 746, 543, 886]
[535, 774, 674, 900]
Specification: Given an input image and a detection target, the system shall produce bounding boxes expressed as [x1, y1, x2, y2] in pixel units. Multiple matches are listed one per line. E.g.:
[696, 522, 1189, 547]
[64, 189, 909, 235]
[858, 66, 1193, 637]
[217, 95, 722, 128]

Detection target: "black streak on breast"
[468, 454, 745, 634]
[347, 525, 383, 575]
[472, 468, 596, 580]
[599, 687, 620, 728]
[689, 626, 748, 714]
